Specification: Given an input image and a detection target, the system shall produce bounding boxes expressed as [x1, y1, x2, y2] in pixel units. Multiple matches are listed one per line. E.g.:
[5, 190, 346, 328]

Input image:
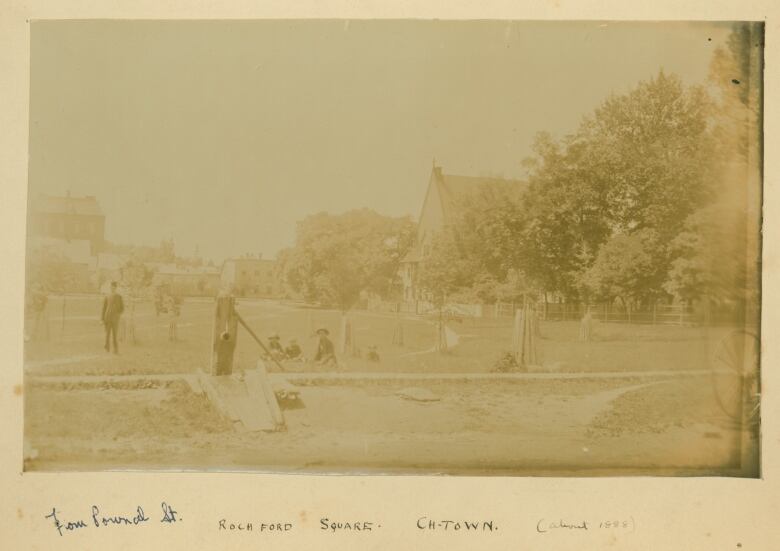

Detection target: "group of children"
[264, 327, 380, 368]
[266, 332, 304, 361]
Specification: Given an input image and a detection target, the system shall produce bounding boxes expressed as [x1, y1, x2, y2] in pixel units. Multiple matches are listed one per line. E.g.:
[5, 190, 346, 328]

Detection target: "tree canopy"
[277, 208, 415, 310]
[415, 23, 761, 315]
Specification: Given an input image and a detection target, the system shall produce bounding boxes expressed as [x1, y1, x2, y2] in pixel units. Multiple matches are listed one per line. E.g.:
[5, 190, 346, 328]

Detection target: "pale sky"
[29, 20, 732, 263]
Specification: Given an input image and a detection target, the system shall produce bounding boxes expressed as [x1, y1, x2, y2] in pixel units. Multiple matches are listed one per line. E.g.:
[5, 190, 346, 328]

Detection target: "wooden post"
[437, 308, 444, 352]
[579, 308, 593, 341]
[340, 313, 353, 355]
[524, 306, 537, 366]
[514, 307, 538, 367]
[604, 302, 608, 323]
[392, 311, 404, 346]
[652, 301, 657, 325]
[627, 302, 632, 324]
[211, 296, 238, 376]
[43, 302, 50, 341]
[128, 298, 137, 343]
[512, 309, 523, 364]
[527, 307, 537, 364]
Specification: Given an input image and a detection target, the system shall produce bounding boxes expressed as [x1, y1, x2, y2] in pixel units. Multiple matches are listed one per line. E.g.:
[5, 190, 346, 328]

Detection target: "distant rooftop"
[32, 193, 104, 217]
[434, 167, 527, 221]
[156, 265, 220, 275]
[226, 256, 275, 263]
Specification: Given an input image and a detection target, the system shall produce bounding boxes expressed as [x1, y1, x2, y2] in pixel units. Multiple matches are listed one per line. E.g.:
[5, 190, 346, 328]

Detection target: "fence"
[368, 298, 713, 326]
[541, 302, 697, 325]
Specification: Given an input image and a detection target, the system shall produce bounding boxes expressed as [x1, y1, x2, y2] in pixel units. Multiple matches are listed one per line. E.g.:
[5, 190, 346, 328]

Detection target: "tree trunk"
[340, 312, 353, 355]
[129, 298, 137, 343]
[392, 311, 404, 346]
[436, 306, 451, 353]
[512, 309, 523, 364]
[579, 309, 593, 341]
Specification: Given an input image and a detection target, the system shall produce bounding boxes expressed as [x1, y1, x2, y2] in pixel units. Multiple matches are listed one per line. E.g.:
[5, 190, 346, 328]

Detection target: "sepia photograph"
[22, 19, 763, 476]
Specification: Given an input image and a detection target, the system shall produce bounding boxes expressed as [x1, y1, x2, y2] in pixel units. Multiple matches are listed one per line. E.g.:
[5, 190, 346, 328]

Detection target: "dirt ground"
[23, 375, 750, 475]
[23, 296, 756, 475]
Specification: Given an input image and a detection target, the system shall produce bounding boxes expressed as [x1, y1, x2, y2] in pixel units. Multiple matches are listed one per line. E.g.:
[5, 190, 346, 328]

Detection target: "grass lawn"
[24, 295, 738, 377]
[23, 296, 755, 475]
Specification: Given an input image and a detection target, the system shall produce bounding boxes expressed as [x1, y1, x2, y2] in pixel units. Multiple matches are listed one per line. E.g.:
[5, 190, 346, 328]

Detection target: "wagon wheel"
[711, 330, 760, 421]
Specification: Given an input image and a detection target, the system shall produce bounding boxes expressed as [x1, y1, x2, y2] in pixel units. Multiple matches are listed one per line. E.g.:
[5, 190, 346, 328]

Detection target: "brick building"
[28, 192, 105, 255]
[221, 256, 282, 298]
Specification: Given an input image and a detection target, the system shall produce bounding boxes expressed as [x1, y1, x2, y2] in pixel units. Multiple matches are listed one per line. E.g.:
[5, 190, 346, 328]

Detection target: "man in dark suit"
[101, 281, 124, 353]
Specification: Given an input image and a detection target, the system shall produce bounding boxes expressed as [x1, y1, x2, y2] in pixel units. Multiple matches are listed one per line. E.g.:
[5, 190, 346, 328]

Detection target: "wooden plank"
[230, 383, 275, 432]
[184, 374, 204, 395]
[213, 377, 248, 421]
[249, 360, 285, 428]
[235, 311, 287, 373]
[199, 371, 276, 431]
[197, 372, 236, 423]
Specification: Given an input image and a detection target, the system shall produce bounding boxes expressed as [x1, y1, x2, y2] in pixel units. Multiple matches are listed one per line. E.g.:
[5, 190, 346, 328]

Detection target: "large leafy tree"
[665, 23, 762, 320]
[416, 182, 536, 306]
[520, 133, 613, 299]
[416, 226, 481, 308]
[581, 71, 714, 237]
[278, 209, 415, 311]
[581, 229, 667, 307]
[119, 256, 155, 343]
[520, 70, 717, 301]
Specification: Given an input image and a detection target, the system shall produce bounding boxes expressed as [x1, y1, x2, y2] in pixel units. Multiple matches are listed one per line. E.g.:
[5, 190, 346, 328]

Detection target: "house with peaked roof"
[28, 192, 106, 255]
[399, 163, 526, 302]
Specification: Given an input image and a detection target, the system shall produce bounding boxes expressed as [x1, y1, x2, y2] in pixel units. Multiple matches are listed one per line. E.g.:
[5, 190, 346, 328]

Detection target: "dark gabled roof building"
[399, 163, 526, 302]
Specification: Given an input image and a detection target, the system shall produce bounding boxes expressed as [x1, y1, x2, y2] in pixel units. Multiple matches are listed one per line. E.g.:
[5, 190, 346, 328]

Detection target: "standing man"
[101, 281, 124, 353]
